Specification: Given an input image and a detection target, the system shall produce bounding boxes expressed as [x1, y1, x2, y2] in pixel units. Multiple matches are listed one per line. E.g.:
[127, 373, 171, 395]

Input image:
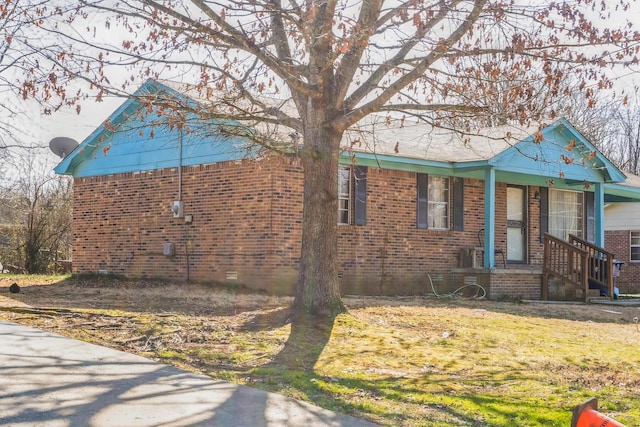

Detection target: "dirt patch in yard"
[0, 275, 289, 315]
[1, 274, 639, 426]
[2, 274, 638, 377]
[0, 275, 296, 372]
[1, 274, 639, 333]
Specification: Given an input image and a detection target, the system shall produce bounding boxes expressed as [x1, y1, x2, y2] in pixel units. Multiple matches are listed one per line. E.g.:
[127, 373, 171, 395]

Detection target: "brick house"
[54, 80, 640, 299]
[604, 177, 640, 293]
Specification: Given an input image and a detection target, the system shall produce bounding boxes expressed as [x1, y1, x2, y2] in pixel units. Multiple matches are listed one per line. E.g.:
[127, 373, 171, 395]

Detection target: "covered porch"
[347, 118, 640, 301]
[458, 122, 640, 302]
[446, 233, 629, 302]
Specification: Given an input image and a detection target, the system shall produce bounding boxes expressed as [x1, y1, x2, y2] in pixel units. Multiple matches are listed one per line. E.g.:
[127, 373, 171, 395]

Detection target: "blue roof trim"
[343, 151, 459, 174]
[603, 182, 640, 202]
[340, 118, 628, 186]
[56, 82, 630, 197]
[55, 79, 159, 175]
[489, 118, 626, 183]
[54, 80, 251, 178]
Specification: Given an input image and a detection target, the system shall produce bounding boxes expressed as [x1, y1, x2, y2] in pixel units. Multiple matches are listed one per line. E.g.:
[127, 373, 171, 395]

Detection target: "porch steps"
[543, 233, 615, 303]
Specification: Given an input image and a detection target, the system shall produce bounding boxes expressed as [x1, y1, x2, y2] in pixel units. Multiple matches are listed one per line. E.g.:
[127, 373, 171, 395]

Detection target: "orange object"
[571, 398, 626, 427]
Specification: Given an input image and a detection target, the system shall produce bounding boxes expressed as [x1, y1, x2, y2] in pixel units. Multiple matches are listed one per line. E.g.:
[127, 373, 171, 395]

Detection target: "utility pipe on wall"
[178, 129, 183, 201]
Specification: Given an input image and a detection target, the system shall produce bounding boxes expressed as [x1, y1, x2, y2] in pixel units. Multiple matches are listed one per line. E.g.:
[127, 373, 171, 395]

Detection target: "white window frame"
[338, 166, 351, 225]
[548, 189, 583, 240]
[428, 175, 450, 230]
[631, 231, 640, 262]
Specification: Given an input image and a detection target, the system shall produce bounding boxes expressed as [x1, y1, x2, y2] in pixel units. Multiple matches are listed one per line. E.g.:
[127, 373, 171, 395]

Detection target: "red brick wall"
[72, 158, 547, 296]
[489, 271, 541, 300]
[605, 230, 640, 293]
[528, 187, 544, 266]
[73, 157, 304, 294]
[337, 171, 511, 295]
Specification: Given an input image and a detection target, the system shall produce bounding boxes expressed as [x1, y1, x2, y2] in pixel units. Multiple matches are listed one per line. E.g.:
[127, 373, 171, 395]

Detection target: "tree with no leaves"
[0, 0, 37, 157]
[0, 150, 73, 274]
[15, 1, 640, 330]
[1, 0, 84, 159]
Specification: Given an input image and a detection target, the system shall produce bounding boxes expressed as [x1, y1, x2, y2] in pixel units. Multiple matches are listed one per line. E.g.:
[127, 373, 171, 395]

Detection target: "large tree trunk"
[291, 119, 346, 321]
[278, 118, 346, 369]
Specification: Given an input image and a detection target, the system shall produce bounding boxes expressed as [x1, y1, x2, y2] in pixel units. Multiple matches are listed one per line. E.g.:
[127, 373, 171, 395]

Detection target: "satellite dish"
[49, 137, 79, 158]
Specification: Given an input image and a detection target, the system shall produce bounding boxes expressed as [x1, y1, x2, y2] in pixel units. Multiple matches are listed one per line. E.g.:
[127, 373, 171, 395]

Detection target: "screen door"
[507, 186, 527, 263]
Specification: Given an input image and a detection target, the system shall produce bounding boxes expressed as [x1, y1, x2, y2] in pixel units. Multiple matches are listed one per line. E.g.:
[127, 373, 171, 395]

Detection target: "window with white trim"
[631, 231, 640, 262]
[548, 189, 583, 240]
[338, 166, 351, 225]
[417, 174, 449, 230]
[338, 166, 367, 225]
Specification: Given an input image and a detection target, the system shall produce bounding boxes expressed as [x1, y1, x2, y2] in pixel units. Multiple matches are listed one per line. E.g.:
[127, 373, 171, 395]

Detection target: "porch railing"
[542, 233, 614, 302]
[569, 234, 614, 300]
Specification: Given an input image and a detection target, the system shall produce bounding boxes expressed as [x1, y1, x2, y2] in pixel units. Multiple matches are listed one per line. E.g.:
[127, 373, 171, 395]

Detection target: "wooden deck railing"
[542, 233, 614, 302]
[543, 233, 589, 301]
[569, 234, 614, 300]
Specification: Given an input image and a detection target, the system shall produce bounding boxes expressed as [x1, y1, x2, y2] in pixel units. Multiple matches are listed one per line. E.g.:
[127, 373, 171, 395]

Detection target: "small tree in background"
[552, 86, 640, 175]
[610, 102, 640, 175]
[0, 151, 72, 274]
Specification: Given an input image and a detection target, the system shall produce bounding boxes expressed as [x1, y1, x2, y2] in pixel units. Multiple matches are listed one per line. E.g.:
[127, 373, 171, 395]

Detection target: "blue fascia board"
[343, 152, 498, 179]
[490, 118, 625, 184]
[343, 118, 624, 186]
[553, 118, 625, 182]
[448, 161, 491, 172]
[55, 80, 251, 177]
[491, 159, 606, 183]
[55, 79, 165, 175]
[343, 150, 608, 185]
[603, 182, 640, 202]
[343, 152, 457, 175]
[343, 151, 630, 200]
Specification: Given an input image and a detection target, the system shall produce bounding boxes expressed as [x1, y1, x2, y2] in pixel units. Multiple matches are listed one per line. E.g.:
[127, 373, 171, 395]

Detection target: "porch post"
[484, 167, 496, 268]
[594, 182, 605, 247]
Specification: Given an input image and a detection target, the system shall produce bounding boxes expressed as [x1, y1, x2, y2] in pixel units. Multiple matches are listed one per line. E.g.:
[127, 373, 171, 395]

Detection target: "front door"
[507, 186, 527, 263]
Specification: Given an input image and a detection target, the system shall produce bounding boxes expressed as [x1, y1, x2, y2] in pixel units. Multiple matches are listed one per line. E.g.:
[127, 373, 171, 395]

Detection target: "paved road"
[0, 321, 379, 427]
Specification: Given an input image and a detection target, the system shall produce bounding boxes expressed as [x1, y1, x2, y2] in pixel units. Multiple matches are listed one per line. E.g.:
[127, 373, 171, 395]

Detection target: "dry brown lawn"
[1, 274, 639, 426]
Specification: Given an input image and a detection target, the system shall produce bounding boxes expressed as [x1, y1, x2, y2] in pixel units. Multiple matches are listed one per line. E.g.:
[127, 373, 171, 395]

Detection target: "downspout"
[179, 130, 190, 281]
[178, 130, 183, 202]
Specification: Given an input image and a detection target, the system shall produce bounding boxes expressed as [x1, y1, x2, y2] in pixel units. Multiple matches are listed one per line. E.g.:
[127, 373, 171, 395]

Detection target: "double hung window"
[338, 166, 351, 225]
[417, 174, 450, 230]
[631, 231, 640, 262]
[548, 189, 583, 240]
[338, 166, 367, 225]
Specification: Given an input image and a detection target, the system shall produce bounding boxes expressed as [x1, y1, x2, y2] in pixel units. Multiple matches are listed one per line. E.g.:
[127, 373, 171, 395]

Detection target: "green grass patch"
[2, 277, 639, 426]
